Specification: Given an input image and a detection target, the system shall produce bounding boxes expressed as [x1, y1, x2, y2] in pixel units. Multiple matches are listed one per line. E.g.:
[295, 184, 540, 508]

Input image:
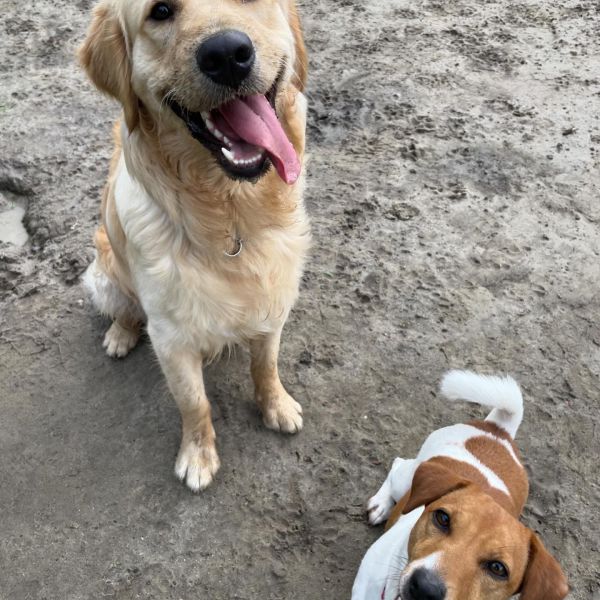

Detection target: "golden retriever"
[79, 0, 309, 492]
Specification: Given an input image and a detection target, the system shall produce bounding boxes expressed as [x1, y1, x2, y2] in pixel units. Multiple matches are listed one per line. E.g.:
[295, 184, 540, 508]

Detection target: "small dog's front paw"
[175, 441, 220, 492]
[103, 322, 139, 358]
[260, 391, 303, 434]
[367, 483, 395, 526]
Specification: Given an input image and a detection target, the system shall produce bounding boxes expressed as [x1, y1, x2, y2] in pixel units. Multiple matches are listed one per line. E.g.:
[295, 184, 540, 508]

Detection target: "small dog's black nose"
[196, 30, 255, 89]
[404, 568, 447, 600]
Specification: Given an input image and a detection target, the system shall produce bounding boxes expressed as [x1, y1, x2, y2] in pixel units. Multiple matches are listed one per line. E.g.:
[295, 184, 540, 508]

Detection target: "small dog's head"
[386, 462, 568, 600]
[79, 0, 307, 183]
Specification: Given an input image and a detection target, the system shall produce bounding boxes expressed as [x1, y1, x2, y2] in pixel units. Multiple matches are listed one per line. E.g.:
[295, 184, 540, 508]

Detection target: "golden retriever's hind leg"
[103, 320, 141, 358]
[250, 330, 303, 433]
[151, 340, 220, 492]
[83, 256, 143, 358]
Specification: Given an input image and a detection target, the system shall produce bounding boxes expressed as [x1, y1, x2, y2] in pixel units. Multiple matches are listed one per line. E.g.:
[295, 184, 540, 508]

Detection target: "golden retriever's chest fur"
[108, 131, 310, 356]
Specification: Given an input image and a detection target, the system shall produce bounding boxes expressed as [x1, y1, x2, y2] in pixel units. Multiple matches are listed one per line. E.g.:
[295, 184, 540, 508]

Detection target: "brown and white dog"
[79, 0, 309, 491]
[352, 371, 569, 600]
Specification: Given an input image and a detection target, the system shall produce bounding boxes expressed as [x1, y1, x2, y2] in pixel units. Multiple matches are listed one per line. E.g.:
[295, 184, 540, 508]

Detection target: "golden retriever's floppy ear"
[78, 2, 139, 131]
[519, 533, 569, 600]
[402, 461, 470, 514]
[284, 0, 307, 91]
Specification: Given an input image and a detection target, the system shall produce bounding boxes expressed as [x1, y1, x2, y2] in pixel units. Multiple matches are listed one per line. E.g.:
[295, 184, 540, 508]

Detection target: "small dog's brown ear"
[402, 461, 469, 514]
[78, 3, 139, 131]
[519, 533, 569, 600]
[285, 0, 307, 91]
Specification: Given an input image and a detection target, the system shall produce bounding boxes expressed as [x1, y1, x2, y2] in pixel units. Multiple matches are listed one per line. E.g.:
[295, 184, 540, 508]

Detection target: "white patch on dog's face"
[384, 552, 443, 600]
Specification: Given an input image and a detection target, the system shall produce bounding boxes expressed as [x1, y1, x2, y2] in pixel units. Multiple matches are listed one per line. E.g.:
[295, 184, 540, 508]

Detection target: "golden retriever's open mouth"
[167, 78, 300, 184]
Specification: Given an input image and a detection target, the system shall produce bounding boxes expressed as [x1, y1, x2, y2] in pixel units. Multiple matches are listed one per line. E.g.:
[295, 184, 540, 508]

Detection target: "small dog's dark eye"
[432, 509, 450, 532]
[150, 2, 173, 21]
[485, 560, 509, 580]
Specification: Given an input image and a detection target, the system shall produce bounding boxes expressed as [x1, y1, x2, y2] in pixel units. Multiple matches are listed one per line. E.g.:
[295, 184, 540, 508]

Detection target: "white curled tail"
[440, 370, 524, 438]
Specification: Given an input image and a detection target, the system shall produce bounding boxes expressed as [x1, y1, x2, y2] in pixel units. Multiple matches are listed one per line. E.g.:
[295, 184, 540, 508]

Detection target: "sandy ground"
[1, 0, 600, 598]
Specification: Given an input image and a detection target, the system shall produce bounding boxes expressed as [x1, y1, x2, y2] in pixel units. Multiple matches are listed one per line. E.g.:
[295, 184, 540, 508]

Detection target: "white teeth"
[222, 147, 235, 163]
[223, 135, 232, 146]
[222, 147, 265, 168]
[203, 112, 226, 142]
[205, 117, 224, 141]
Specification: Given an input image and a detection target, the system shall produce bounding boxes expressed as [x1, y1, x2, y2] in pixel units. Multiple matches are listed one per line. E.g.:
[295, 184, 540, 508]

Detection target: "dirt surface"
[1, 0, 599, 598]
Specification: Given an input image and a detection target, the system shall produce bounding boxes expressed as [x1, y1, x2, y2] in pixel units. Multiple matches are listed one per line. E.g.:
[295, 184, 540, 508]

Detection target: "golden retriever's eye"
[149, 2, 174, 21]
[432, 509, 451, 533]
[485, 560, 509, 580]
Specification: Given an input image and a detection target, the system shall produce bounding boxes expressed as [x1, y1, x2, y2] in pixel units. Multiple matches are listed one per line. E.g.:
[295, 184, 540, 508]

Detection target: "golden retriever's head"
[384, 462, 569, 600]
[79, 0, 307, 184]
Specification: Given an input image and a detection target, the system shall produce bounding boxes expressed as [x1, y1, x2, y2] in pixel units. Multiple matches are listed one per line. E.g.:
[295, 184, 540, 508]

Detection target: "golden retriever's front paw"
[175, 441, 220, 492]
[103, 322, 139, 358]
[260, 391, 303, 434]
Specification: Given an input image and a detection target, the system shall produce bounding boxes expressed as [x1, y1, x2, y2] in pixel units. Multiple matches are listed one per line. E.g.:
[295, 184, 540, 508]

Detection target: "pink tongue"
[217, 95, 301, 184]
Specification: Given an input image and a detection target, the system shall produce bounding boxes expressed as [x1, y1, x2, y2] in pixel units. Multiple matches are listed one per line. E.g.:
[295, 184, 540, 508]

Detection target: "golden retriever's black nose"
[197, 31, 255, 89]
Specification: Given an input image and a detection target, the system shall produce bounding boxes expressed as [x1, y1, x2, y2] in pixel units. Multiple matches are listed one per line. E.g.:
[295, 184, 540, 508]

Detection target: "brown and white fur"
[353, 370, 568, 600]
[79, 0, 309, 492]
